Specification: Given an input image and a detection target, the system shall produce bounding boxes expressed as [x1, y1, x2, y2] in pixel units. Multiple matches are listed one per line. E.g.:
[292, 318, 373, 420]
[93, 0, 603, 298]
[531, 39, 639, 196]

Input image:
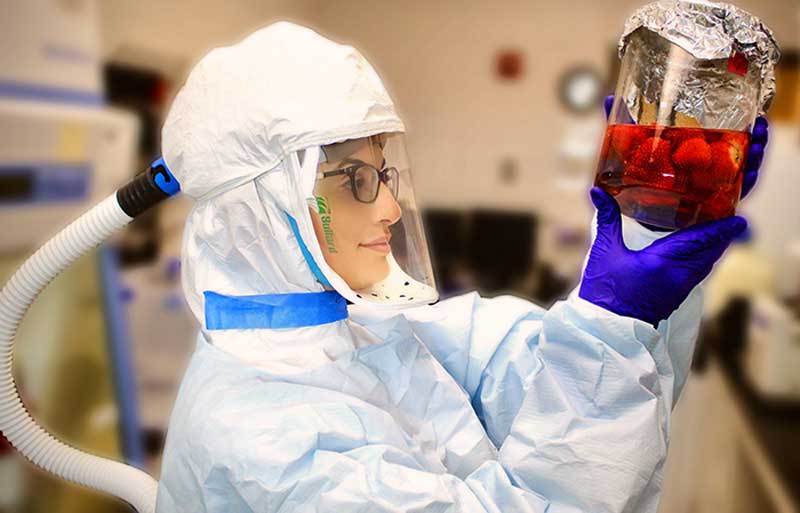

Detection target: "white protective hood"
[162, 22, 422, 353]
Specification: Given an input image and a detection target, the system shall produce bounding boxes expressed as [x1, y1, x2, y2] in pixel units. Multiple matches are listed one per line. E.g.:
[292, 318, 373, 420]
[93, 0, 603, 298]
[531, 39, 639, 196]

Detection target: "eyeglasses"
[318, 159, 400, 204]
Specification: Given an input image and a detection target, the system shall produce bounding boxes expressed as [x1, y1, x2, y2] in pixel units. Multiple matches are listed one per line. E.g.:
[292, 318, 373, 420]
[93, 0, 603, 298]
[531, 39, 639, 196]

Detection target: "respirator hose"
[0, 159, 179, 513]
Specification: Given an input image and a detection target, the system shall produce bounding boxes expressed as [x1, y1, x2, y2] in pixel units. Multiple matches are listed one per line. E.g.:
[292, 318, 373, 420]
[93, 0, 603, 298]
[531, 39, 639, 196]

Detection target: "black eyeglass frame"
[319, 159, 400, 204]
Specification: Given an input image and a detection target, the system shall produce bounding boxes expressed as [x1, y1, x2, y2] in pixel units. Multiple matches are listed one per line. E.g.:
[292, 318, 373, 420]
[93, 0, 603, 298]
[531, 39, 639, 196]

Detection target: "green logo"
[316, 196, 336, 254]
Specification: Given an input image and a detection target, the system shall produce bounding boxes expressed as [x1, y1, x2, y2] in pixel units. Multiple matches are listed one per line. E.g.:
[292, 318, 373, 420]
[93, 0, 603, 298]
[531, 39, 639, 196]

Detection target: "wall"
[99, 0, 318, 78]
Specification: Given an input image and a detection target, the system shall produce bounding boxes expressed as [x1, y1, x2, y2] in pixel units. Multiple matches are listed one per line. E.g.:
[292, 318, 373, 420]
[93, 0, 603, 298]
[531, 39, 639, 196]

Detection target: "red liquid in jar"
[595, 124, 750, 229]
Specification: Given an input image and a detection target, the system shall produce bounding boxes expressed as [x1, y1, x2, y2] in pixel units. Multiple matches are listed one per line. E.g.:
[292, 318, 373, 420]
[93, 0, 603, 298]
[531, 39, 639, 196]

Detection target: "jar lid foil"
[620, 0, 781, 114]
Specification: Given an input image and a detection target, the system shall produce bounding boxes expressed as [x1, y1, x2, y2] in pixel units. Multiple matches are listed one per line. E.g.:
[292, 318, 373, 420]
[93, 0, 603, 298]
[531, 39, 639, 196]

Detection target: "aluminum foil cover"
[620, 0, 781, 115]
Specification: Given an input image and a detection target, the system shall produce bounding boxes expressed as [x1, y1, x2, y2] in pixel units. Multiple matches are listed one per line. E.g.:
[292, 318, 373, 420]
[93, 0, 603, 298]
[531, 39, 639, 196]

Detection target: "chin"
[348, 260, 390, 290]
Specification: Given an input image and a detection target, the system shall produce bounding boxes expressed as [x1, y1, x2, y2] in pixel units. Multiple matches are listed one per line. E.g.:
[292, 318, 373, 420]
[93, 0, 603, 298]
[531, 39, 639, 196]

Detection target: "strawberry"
[651, 162, 677, 190]
[692, 171, 715, 190]
[629, 137, 673, 172]
[610, 125, 649, 160]
[702, 185, 738, 219]
[709, 140, 743, 181]
[622, 165, 649, 186]
[672, 167, 691, 193]
[721, 132, 748, 161]
[691, 141, 742, 190]
[672, 138, 712, 174]
[663, 128, 702, 149]
[625, 137, 677, 190]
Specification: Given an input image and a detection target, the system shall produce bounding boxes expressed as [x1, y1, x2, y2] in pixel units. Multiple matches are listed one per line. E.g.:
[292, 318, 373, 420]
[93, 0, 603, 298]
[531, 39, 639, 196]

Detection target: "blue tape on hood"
[204, 290, 347, 330]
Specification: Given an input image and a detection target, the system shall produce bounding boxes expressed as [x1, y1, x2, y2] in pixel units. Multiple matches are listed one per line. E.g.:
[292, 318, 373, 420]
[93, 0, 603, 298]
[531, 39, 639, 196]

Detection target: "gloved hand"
[603, 94, 769, 199]
[579, 186, 747, 326]
[741, 116, 769, 198]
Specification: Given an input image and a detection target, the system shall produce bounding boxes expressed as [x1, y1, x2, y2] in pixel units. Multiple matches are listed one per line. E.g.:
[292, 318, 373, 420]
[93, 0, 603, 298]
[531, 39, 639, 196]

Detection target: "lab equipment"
[746, 294, 800, 400]
[0, 1, 102, 106]
[0, 99, 138, 250]
[120, 259, 196, 439]
[738, 241, 800, 402]
[595, 1, 780, 229]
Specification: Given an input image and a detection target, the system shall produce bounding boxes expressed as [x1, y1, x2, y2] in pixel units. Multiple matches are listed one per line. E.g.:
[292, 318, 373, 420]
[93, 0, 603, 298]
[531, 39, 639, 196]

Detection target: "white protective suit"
[156, 22, 703, 513]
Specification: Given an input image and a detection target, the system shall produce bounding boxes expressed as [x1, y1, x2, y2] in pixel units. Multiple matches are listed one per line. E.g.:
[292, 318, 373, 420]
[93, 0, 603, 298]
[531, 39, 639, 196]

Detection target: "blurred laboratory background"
[0, 0, 798, 512]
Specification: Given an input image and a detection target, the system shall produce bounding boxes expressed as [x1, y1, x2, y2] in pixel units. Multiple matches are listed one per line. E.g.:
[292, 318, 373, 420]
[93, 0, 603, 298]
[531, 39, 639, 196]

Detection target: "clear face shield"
[309, 132, 438, 307]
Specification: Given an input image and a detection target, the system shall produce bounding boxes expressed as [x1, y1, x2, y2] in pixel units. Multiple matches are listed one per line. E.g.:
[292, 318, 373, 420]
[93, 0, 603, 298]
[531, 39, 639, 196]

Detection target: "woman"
[311, 135, 401, 291]
[156, 22, 762, 513]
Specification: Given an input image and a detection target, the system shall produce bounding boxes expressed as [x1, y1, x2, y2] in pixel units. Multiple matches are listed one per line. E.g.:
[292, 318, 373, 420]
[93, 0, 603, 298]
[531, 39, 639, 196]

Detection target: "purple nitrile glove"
[579, 187, 747, 326]
[741, 116, 768, 199]
[603, 94, 769, 200]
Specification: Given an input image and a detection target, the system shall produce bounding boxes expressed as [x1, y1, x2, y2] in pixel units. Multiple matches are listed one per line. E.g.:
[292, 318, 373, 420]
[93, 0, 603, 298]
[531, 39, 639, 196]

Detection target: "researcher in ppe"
[156, 22, 767, 513]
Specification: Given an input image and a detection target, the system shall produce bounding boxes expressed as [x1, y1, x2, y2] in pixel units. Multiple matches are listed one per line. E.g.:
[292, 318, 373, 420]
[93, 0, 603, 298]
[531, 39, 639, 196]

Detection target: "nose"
[373, 183, 401, 226]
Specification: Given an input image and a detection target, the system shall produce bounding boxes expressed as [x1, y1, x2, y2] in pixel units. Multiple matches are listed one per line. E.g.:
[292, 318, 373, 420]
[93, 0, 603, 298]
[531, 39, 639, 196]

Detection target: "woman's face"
[310, 138, 402, 290]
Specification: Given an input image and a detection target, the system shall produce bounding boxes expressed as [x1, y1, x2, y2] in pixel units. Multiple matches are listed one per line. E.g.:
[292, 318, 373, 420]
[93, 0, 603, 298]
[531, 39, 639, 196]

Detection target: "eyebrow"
[322, 157, 386, 177]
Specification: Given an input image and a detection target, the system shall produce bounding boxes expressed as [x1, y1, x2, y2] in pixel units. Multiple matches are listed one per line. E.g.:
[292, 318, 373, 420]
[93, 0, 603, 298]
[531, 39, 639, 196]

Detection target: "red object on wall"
[496, 49, 525, 80]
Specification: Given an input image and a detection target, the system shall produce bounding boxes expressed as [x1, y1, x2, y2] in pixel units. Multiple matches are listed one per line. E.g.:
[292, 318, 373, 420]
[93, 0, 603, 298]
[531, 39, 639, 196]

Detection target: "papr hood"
[161, 22, 405, 327]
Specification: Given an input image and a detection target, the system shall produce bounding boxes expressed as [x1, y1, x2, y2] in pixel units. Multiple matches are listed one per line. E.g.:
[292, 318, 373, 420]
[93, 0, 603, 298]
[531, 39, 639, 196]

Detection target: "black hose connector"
[116, 158, 180, 218]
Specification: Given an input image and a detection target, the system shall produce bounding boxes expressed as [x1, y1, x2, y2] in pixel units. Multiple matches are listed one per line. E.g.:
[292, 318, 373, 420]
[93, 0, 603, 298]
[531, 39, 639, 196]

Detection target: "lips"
[360, 234, 392, 254]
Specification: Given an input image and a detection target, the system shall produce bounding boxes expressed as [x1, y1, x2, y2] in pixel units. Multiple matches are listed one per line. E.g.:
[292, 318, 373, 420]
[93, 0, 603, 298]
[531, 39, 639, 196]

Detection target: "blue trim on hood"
[204, 290, 347, 330]
[284, 212, 332, 288]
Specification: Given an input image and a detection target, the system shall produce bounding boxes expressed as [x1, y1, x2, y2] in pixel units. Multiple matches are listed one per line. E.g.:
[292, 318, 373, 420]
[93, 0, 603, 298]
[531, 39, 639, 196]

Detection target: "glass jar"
[595, 1, 780, 229]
